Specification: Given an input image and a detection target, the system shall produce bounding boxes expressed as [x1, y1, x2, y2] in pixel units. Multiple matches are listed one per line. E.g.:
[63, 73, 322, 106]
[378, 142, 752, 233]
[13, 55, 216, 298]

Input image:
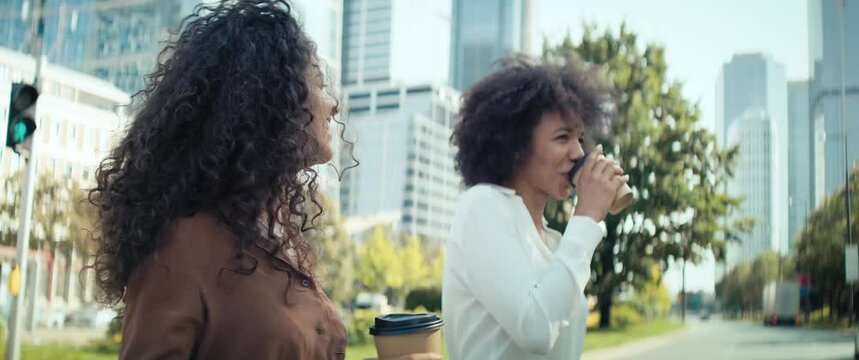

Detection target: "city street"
[585, 317, 855, 360]
[0, 0, 854, 359]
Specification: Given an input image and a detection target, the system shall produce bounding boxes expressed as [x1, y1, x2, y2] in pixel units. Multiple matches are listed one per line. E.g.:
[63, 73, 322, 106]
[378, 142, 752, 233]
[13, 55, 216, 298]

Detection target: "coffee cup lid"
[369, 313, 443, 336]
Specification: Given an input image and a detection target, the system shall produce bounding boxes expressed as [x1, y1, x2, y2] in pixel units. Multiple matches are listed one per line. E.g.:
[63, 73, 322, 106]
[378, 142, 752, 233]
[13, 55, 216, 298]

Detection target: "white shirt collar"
[481, 183, 551, 229]
[483, 183, 517, 196]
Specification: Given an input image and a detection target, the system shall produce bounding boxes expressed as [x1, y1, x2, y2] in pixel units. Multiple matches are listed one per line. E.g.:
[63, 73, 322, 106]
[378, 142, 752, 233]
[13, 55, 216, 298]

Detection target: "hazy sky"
[536, 0, 809, 294]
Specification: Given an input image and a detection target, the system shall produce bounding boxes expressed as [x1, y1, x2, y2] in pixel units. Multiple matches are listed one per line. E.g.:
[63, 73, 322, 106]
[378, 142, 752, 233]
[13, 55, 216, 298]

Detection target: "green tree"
[0, 172, 95, 254]
[543, 25, 746, 328]
[716, 262, 751, 315]
[428, 247, 445, 289]
[399, 235, 430, 305]
[795, 166, 859, 320]
[715, 251, 793, 316]
[629, 265, 671, 320]
[356, 226, 403, 294]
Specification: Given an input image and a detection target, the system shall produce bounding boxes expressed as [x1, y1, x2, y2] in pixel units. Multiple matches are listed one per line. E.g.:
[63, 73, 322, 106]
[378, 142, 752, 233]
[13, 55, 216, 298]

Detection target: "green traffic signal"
[6, 83, 39, 153]
[13, 120, 28, 144]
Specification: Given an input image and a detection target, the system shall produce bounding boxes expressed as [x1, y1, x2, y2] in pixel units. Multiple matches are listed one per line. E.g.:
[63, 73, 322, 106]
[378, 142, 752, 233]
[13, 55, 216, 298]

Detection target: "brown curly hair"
[87, 0, 343, 304]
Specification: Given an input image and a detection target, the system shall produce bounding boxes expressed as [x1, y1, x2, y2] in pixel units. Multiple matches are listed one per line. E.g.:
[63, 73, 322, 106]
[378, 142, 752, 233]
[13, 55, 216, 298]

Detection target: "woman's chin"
[551, 187, 573, 200]
[307, 148, 333, 167]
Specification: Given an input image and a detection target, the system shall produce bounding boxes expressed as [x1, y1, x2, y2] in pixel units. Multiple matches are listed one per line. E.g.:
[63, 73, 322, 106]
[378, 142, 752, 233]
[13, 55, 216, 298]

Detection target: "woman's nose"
[327, 97, 339, 117]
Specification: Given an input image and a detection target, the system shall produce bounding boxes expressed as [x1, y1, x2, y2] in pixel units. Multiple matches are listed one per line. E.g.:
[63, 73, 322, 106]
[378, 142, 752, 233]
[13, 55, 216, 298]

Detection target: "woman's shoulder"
[461, 183, 516, 204]
[157, 212, 238, 268]
[125, 213, 234, 300]
[457, 183, 520, 221]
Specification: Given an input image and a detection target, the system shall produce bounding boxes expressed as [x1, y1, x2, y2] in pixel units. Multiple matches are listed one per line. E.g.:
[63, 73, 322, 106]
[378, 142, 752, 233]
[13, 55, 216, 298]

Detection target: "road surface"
[584, 316, 855, 360]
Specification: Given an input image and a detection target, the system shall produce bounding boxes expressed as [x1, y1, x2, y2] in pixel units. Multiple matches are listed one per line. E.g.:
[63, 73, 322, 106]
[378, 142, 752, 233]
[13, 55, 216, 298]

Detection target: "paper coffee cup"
[569, 152, 635, 215]
[369, 313, 443, 360]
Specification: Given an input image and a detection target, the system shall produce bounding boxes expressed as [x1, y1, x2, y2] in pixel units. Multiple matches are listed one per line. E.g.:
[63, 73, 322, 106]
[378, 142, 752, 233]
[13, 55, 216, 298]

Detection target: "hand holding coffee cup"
[568, 144, 633, 220]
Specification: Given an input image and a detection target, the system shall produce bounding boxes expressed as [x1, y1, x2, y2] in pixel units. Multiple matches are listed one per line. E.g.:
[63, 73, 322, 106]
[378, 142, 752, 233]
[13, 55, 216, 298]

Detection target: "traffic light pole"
[5, 135, 39, 360]
[5, 0, 44, 358]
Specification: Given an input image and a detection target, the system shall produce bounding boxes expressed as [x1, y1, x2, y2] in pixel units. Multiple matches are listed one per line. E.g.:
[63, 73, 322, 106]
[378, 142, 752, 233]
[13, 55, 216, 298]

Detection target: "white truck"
[762, 281, 800, 326]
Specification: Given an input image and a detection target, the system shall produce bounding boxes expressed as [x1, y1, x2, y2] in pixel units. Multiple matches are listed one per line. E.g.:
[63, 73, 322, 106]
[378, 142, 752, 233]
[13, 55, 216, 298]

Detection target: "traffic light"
[6, 83, 39, 154]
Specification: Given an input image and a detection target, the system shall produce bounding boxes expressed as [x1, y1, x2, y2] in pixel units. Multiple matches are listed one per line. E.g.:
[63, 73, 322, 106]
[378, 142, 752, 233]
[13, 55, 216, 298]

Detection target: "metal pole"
[837, 0, 855, 327]
[5, 0, 44, 358]
[5, 135, 40, 360]
[682, 259, 686, 323]
[682, 245, 687, 324]
[25, 241, 42, 331]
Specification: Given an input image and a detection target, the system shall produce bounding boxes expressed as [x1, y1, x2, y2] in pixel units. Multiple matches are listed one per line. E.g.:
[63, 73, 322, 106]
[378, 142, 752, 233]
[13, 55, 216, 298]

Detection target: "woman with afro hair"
[442, 56, 627, 360]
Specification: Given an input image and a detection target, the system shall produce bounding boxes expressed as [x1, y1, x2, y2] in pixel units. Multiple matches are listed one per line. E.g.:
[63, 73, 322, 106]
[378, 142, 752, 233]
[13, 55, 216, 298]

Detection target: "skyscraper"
[0, 0, 95, 70]
[716, 54, 788, 147]
[340, 84, 461, 241]
[84, 0, 202, 94]
[292, 0, 342, 77]
[726, 112, 780, 268]
[808, 0, 859, 203]
[716, 53, 789, 267]
[788, 80, 811, 252]
[340, 0, 460, 239]
[0, 0, 206, 93]
[449, 0, 533, 91]
[341, 0, 451, 87]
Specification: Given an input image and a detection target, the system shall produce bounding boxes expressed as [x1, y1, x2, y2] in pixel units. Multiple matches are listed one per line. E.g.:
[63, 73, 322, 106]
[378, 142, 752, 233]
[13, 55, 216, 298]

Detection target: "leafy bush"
[405, 287, 441, 313]
[610, 303, 644, 328]
[347, 309, 379, 345]
[88, 336, 121, 354]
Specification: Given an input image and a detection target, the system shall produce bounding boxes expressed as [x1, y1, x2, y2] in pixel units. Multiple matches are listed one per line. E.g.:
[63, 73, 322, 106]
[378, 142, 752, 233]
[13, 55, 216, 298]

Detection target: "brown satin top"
[120, 213, 347, 359]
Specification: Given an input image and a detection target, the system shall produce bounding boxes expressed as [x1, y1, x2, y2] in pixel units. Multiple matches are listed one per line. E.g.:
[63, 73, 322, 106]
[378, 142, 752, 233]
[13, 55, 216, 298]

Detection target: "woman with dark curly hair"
[87, 1, 437, 359]
[442, 57, 628, 360]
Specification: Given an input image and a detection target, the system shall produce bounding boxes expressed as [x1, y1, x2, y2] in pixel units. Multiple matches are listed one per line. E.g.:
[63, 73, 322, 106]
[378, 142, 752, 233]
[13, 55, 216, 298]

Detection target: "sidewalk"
[582, 326, 690, 360]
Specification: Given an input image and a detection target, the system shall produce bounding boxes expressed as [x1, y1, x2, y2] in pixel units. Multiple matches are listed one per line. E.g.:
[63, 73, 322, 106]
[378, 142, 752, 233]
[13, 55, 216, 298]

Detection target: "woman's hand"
[573, 144, 628, 222]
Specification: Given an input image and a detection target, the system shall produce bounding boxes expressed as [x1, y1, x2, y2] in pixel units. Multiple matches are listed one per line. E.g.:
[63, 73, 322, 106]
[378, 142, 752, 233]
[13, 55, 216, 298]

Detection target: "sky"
[536, 0, 810, 295]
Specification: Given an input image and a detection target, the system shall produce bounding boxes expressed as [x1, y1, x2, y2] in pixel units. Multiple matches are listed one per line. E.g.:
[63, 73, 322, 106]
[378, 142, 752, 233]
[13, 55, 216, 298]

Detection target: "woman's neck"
[503, 178, 548, 233]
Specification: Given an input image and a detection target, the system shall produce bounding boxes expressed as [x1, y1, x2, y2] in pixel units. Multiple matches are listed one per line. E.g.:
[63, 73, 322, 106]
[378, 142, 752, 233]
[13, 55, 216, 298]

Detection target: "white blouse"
[442, 184, 605, 360]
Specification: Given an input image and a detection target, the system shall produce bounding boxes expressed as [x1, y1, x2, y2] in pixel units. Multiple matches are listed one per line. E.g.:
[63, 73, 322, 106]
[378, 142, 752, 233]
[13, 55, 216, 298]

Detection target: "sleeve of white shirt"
[460, 191, 605, 355]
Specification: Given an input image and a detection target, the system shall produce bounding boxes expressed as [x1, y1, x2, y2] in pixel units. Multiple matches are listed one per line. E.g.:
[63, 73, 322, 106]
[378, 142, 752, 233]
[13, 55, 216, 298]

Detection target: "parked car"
[65, 306, 118, 328]
[353, 292, 392, 314]
[39, 307, 67, 328]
